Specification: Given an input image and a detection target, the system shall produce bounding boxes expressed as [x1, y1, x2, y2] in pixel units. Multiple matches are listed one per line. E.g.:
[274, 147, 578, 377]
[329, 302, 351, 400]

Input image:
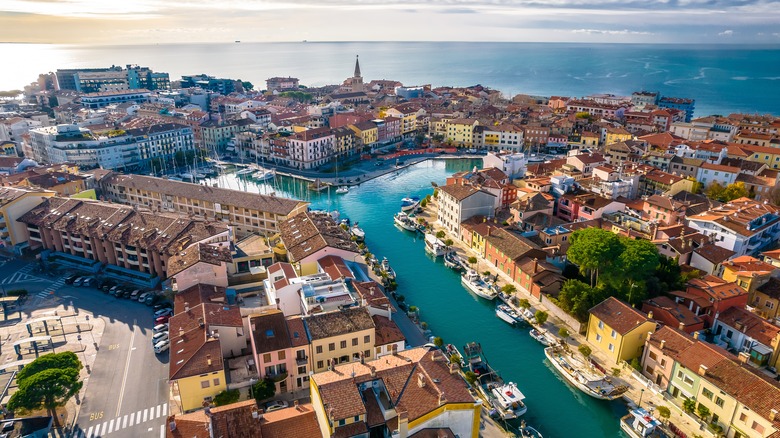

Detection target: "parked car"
[155, 315, 170, 324]
[145, 294, 161, 306]
[83, 277, 97, 287]
[138, 292, 151, 302]
[73, 277, 85, 286]
[152, 331, 169, 345]
[119, 289, 132, 299]
[154, 308, 173, 318]
[109, 285, 122, 294]
[154, 340, 169, 354]
[130, 290, 142, 300]
[153, 323, 169, 334]
[64, 274, 79, 285]
[265, 400, 289, 412]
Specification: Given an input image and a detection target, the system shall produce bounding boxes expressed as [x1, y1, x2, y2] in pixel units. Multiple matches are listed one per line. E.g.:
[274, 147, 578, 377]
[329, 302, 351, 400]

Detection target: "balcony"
[296, 355, 308, 366]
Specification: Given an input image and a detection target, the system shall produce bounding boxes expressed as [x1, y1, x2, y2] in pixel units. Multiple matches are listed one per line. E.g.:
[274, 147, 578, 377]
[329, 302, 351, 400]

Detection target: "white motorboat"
[496, 304, 522, 325]
[520, 308, 537, 325]
[335, 186, 349, 194]
[620, 408, 672, 438]
[461, 269, 497, 300]
[544, 345, 629, 400]
[519, 421, 544, 438]
[167, 176, 183, 182]
[444, 344, 465, 368]
[394, 212, 418, 232]
[424, 233, 450, 257]
[380, 258, 396, 280]
[400, 196, 420, 212]
[252, 169, 275, 181]
[529, 328, 554, 346]
[350, 224, 365, 242]
[235, 168, 254, 176]
[180, 172, 194, 181]
[487, 381, 527, 420]
[443, 252, 463, 271]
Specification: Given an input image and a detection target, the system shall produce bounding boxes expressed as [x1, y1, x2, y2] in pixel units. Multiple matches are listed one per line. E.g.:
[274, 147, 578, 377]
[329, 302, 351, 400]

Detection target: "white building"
[482, 151, 527, 179]
[695, 162, 740, 188]
[686, 198, 780, 257]
[286, 127, 335, 169]
[80, 89, 151, 109]
[436, 184, 496, 235]
[479, 124, 525, 153]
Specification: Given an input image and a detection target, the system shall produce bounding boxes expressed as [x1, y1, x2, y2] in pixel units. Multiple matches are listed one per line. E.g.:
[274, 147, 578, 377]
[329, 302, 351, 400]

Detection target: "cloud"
[572, 28, 653, 35]
[718, 29, 734, 36]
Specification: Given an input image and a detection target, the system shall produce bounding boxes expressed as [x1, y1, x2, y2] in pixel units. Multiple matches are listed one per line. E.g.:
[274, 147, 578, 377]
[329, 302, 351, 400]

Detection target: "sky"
[1, 0, 779, 44]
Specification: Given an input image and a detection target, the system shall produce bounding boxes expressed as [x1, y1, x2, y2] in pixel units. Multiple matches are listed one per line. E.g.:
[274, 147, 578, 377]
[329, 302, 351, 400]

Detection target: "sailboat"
[334, 157, 348, 194]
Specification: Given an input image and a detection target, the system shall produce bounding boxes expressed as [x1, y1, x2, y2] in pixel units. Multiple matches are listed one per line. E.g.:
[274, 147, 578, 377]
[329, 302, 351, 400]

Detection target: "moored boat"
[235, 167, 254, 176]
[350, 224, 365, 242]
[400, 196, 420, 212]
[335, 186, 349, 194]
[529, 328, 554, 346]
[424, 233, 450, 257]
[444, 344, 465, 368]
[519, 420, 544, 438]
[380, 257, 396, 280]
[544, 345, 629, 400]
[463, 342, 527, 420]
[443, 252, 463, 271]
[620, 408, 672, 438]
[461, 269, 497, 300]
[394, 212, 418, 232]
[496, 304, 522, 325]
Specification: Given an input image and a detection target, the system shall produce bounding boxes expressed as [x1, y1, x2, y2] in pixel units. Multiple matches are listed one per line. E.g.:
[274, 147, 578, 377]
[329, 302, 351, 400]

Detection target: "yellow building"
[385, 104, 422, 135]
[605, 126, 633, 146]
[0, 141, 16, 156]
[721, 255, 776, 294]
[169, 337, 228, 412]
[445, 118, 479, 147]
[731, 144, 780, 169]
[349, 121, 378, 149]
[305, 307, 376, 373]
[310, 346, 480, 438]
[587, 297, 655, 364]
[0, 187, 55, 250]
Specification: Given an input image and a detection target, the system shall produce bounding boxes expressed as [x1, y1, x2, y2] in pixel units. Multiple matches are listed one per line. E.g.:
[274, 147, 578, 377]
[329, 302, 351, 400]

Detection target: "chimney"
[660, 340, 666, 350]
[185, 302, 190, 312]
[198, 318, 205, 328]
[678, 322, 685, 331]
[207, 354, 212, 366]
[417, 373, 426, 388]
[698, 364, 708, 376]
[647, 311, 653, 320]
[179, 327, 184, 337]
[449, 362, 458, 374]
[738, 352, 750, 364]
[430, 351, 436, 361]
[771, 409, 778, 422]
[398, 411, 409, 438]
[438, 392, 447, 406]
[694, 331, 700, 340]
[294, 400, 300, 410]
[370, 366, 376, 378]
[532, 258, 538, 273]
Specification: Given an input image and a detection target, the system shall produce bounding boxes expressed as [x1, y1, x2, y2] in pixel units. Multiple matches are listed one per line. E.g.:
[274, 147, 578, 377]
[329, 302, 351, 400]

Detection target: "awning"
[751, 343, 773, 356]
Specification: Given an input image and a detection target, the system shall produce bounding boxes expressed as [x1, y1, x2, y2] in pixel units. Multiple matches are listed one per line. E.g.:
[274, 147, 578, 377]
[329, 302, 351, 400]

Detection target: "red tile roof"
[589, 297, 650, 335]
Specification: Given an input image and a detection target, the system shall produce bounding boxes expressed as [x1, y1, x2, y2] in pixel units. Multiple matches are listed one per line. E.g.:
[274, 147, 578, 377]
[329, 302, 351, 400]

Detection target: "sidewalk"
[420, 198, 707, 438]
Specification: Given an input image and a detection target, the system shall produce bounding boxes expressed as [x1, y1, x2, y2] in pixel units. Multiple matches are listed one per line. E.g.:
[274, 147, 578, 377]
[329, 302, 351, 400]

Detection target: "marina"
[203, 159, 627, 437]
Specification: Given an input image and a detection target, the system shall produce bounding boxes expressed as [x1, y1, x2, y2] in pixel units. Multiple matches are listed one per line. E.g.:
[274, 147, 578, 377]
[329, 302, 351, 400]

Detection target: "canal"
[207, 159, 626, 437]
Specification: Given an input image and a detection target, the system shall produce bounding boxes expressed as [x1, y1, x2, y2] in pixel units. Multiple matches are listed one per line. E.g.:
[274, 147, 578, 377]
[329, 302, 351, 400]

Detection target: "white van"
[152, 331, 169, 345]
[153, 323, 168, 334]
[154, 340, 169, 354]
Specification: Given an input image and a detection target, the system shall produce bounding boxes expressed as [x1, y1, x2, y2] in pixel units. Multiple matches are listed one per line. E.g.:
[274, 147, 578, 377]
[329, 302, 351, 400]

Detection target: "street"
[0, 259, 169, 438]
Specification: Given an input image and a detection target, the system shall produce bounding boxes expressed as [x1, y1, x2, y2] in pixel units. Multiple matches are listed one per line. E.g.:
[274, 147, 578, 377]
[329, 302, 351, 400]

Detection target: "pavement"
[418, 199, 707, 438]
[0, 258, 169, 438]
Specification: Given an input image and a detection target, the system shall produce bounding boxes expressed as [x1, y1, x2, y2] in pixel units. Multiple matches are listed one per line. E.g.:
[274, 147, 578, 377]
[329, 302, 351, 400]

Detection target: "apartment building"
[436, 184, 496, 236]
[304, 307, 375, 373]
[286, 127, 335, 169]
[686, 198, 780, 257]
[0, 187, 55, 251]
[249, 310, 312, 394]
[97, 173, 308, 238]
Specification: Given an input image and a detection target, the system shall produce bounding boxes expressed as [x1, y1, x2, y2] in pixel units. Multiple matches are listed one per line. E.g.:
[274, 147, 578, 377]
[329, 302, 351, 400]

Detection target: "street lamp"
[638, 388, 645, 408]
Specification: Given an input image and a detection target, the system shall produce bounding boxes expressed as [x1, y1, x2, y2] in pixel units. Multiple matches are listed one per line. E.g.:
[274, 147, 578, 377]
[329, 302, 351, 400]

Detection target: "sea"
[2, 42, 780, 117]
[209, 161, 630, 438]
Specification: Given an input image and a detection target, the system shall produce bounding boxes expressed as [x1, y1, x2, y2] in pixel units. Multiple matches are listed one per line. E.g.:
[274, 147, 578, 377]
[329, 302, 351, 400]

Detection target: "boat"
[544, 345, 629, 400]
[167, 176, 183, 182]
[463, 342, 527, 420]
[400, 196, 420, 212]
[620, 408, 672, 438]
[380, 258, 396, 280]
[529, 328, 554, 346]
[235, 167, 254, 176]
[495, 304, 522, 325]
[424, 233, 450, 257]
[308, 179, 329, 192]
[444, 344, 465, 368]
[461, 269, 497, 300]
[252, 169, 275, 181]
[520, 308, 537, 325]
[394, 212, 418, 232]
[350, 224, 365, 242]
[180, 172, 194, 181]
[443, 252, 463, 271]
[335, 186, 349, 194]
[518, 420, 544, 438]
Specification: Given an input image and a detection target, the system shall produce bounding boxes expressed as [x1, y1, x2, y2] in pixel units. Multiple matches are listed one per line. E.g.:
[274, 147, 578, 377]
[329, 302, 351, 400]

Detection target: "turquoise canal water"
[207, 159, 626, 437]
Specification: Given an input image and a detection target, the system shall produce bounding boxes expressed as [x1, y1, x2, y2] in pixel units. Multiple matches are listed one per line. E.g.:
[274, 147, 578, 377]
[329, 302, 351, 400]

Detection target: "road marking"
[156, 404, 161, 418]
[115, 318, 137, 417]
[109, 343, 120, 350]
[161, 424, 165, 438]
[162, 403, 168, 416]
[85, 426, 92, 437]
[89, 411, 104, 421]
[122, 414, 128, 429]
[135, 410, 142, 425]
[143, 408, 148, 422]
[107, 418, 114, 433]
[100, 421, 108, 436]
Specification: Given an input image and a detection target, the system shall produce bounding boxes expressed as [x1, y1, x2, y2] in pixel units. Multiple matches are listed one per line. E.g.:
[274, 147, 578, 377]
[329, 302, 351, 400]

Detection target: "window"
[740, 413, 747, 422]
[645, 365, 655, 375]
[715, 397, 724, 408]
[213, 378, 220, 386]
[660, 359, 666, 369]
[352, 338, 358, 346]
[608, 343, 614, 352]
[340, 340, 347, 349]
[317, 360, 324, 369]
[364, 335, 371, 344]
[611, 330, 617, 339]
[338, 419, 346, 427]
[702, 388, 714, 400]
[752, 421, 765, 434]
[364, 350, 370, 358]
[263, 353, 271, 363]
[201, 380, 210, 389]
[329, 343, 335, 351]
[278, 350, 285, 361]
[596, 334, 602, 342]
[649, 351, 658, 361]
[316, 345, 323, 354]
[297, 366, 306, 374]
[598, 321, 604, 329]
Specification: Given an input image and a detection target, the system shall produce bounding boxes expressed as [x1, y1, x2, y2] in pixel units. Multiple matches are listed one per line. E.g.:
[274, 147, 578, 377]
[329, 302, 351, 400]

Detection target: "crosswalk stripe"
[136, 410, 142, 425]
[162, 403, 168, 416]
[129, 411, 135, 427]
[143, 408, 148, 423]
[156, 404, 161, 418]
[160, 424, 165, 438]
[100, 421, 108, 436]
[85, 426, 92, 438]
[122, 414, 128, 429]
[108, 418, 115, 433]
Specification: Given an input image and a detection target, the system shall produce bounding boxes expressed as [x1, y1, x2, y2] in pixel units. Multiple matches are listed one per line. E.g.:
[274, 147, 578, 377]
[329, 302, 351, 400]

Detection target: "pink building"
[249, 310, 312, 394]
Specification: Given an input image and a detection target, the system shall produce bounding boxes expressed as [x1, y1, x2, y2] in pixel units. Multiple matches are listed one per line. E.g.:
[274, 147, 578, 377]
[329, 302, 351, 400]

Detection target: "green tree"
[567, 228, 622, 287]
[8, 368, 82, 428]
[559, 328, 570, 339]
[444, 239, 454, 247]
[501, 284, 517, 295]
[557, 279, 600, 322]
[467, 256, 478, 266]
[241, 81, 254, 91]
[16, 352, 82, 383]
[252, 378, 276, 402]
[464, 371, 478, 386]
[213, 389, 240, 406]
[517, 298, 531, 309]
[656, 406, 671, 424]
[719, 182, 750, 202]
[534, 310, 548, 326]
[433, 337, 444, 348]
[578, 345, 592, 358]
[435, 230, 445, 239]
[617, 238, 660, 283]
[697, 403, 711, 421]
[705, 181, 725, 201]
[682, 398, 696, 414]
